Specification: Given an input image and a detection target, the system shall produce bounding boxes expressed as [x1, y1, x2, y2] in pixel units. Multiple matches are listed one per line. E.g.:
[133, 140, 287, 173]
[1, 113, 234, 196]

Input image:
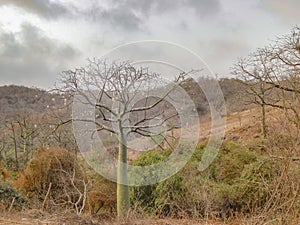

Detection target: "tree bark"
[260, 82, 267, 139]
[11, 122, 18, 171]
[261, 103, 267, 139]
[117, 121, 130, 219]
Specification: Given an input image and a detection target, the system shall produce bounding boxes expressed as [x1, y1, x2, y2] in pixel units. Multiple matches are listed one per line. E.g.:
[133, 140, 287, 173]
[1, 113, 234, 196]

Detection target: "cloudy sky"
[0, 0, 299, 89]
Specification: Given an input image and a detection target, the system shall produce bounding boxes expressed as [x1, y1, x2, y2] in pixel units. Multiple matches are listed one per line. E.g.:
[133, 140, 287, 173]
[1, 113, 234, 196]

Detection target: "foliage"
[207, 141, 258, 183]
[0, 182, 27, 210]
[131, 149, 172, 212]
[154, 173, 189, 217]
[131, 141, 284, 219]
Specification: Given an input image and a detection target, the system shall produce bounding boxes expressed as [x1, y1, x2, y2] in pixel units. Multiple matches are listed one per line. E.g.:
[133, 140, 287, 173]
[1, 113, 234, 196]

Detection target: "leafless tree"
[266, 26, 300, 128]
[3, 113, 41, 169]
[232, 48, 277, 138]
[232, 26, 300, 138]
[62, 59, 190, 218]
[0, 132, 6, 161]
[6, 120, 19, 170]
[40, 100, 77, 152]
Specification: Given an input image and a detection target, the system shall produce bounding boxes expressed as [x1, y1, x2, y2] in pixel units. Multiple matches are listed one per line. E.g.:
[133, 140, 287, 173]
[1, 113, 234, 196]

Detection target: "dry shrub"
[0, 167, 12, 182]
[72, 156, 117, 216]
[257, 120, 300, 224]
[84, 173, 116, 216]
[15, 147, 86, 212]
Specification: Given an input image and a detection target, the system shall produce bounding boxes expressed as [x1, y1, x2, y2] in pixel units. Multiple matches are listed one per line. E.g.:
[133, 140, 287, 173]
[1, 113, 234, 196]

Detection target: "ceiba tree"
[62, 59, 189, 218]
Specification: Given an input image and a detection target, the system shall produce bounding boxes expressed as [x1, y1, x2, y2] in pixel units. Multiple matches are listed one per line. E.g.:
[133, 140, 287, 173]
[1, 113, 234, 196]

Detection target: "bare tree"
[41, 100, 77, 152]
[0, 132, 6, 161]
[62, 59, 189, 218]
[266, 26, 300, 128]
[6, 120, 19, 170]
[16, 114, 39, 161]
[3, 113, 41, 169]
[232, 27, 300, 137]
[232, 48, 277, 138]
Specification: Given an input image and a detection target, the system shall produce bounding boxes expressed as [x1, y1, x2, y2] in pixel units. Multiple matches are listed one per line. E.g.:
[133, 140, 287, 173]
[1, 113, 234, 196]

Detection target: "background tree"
[0, 131, 6, 162]
[232, 26, 300, 138]
[62, 59, 188, 218]
[232, 48, 277, 138]
[6, 119, 19, 170]
[266, 26, 300, 128]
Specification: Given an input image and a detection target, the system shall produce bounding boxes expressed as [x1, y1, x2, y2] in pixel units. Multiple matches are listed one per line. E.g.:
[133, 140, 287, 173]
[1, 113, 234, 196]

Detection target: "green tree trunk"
[260, 82, 267, 139]
[261, 103, 267, 138]
[117, 123, 130, 219]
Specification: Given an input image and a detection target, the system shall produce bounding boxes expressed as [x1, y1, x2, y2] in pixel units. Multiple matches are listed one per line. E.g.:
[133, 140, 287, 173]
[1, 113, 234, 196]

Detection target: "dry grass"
[0, 211, 243, 225]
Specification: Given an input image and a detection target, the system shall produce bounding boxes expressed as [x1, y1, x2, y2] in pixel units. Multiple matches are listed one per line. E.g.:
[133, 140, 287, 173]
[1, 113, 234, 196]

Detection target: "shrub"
[131, 149, 171, 212]
[237, 158, 280, 212]
[0, 182, 27, 210]
[154, 173, 189, 217]
[211, 182, 242, 217]
[16, 147, 86, 212]
[84, 172, 116, 215]
[131, 141, 281, 219]
[207, 141, 257, 184]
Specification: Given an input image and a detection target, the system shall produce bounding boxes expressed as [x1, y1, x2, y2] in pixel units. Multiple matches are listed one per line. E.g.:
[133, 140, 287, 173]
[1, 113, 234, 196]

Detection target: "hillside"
[0, 85, 66, 123]
[0, 78, 247, 120]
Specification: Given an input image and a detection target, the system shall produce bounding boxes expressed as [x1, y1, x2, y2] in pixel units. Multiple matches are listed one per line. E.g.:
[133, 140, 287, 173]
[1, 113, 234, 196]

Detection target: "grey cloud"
[111, 0, 221, 17]
[87, 4, 142, 31]
[0, 0, 222, 31]
[186, 0, 221, 17]
[0, 23, 79, 88]
[83, 0, 221, 31]
[0, 23, 78, 62]
[208, 38, 250, 58]
[0, 0, 70, 19]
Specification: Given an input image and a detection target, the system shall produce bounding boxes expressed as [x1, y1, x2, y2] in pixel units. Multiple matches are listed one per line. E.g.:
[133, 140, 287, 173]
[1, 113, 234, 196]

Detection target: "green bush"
[131, 141, 282, 218]
[211, 182, 243, 217]
[207, 141, 257, 183]
[237, 158, 280, 210]
[154, 173, 189, 217]
[0, 182, 27, 210]
[131, 149, 172, 212]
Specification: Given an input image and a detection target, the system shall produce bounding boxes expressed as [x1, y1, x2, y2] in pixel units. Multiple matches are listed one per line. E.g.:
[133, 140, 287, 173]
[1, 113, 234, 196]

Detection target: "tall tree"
[62, 59, 189, 218]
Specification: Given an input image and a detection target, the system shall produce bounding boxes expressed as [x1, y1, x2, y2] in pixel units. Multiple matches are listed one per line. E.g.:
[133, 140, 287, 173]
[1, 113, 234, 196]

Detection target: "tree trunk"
[23, 133, 29, 162]
[117, 123, 130, 219]
[11, 122, 19, 171]
[259, 82, 267, 139]
[261, 103, 267, 138]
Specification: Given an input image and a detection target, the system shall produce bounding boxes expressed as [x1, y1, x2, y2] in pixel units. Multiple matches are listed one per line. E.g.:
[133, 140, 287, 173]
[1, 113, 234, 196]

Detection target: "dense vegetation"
[131, 139, 299, 223]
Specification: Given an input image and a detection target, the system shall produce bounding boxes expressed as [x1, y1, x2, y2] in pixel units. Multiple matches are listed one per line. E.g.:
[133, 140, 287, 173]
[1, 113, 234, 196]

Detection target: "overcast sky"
[0, 0, 299, 89]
